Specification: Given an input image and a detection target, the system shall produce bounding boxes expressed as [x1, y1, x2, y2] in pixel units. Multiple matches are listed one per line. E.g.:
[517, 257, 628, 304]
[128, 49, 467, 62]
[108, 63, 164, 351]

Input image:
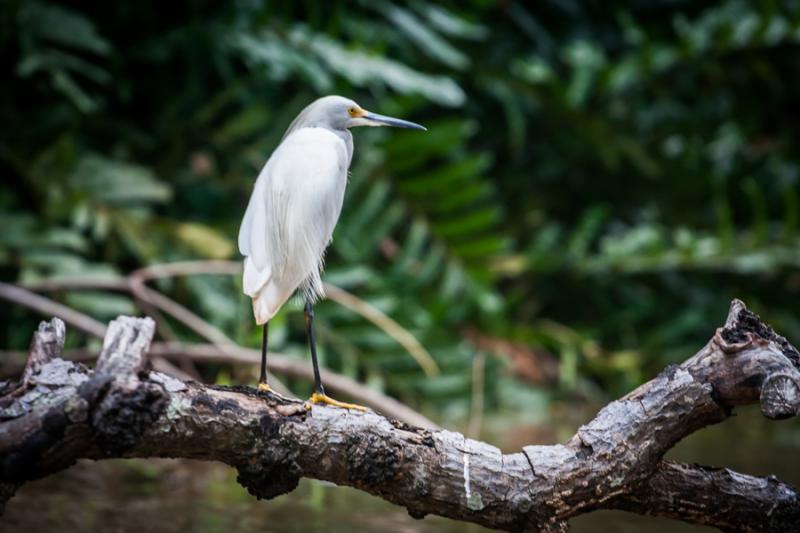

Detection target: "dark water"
[3, 405, 798, 532]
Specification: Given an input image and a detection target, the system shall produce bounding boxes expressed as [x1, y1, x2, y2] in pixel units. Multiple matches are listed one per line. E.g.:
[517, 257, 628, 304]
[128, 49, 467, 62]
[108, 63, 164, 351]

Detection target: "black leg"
[258, 321, 269, 389]
[305, 300, 325, 395]
[303, 301, 366, 411]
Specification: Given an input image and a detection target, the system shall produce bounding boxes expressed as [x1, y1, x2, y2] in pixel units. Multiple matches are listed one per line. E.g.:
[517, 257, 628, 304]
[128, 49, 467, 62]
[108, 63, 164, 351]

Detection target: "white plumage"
[238, 94, 424, 331]
[237, 95, 424, 401]
[239, 126, 349, 324]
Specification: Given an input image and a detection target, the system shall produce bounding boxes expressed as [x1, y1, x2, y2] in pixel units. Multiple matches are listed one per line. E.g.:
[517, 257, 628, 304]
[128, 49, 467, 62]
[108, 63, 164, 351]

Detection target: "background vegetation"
[3, 0, 800, 426]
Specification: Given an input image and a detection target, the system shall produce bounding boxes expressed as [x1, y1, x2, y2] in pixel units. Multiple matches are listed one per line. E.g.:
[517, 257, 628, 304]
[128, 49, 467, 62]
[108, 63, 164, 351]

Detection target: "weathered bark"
[1, 300, 799, 531]
[615, 462, 800, 531]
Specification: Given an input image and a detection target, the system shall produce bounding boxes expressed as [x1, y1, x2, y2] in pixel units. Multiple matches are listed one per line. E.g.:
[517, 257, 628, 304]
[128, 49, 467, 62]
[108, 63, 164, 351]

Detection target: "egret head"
[287, 95, 426, 135]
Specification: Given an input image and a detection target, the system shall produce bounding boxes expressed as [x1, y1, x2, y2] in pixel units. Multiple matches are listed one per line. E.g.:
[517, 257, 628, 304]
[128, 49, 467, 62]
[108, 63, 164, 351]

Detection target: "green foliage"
[3, 1, 800, 413]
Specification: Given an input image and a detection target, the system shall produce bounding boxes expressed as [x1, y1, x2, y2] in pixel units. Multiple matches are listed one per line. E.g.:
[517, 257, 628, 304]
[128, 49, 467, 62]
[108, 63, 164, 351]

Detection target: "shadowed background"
[1, 1, 800, 531]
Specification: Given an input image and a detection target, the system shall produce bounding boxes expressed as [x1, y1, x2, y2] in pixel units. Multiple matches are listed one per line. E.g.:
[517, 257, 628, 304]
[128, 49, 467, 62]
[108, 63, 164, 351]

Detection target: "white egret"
[238, 95, 425, 410]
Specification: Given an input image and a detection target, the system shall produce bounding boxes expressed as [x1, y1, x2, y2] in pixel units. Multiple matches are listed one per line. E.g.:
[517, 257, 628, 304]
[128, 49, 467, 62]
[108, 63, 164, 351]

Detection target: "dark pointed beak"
[363, 111, 426, 131]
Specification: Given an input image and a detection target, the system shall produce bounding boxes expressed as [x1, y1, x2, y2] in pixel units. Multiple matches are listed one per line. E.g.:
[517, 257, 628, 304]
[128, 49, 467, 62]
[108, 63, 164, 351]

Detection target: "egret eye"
[348, 107, 358, 117]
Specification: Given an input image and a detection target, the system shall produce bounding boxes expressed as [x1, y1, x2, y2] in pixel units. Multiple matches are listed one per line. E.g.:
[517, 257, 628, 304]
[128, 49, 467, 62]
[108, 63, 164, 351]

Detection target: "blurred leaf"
[173, 222, 235, 259]
[64, 291, 136, 319]
[294, 27, 466, 107]
[380, 4, 469, 69]
[19, 1, 110, 55]
[412, 2, 488, 40]
[72, 155, 171, 205]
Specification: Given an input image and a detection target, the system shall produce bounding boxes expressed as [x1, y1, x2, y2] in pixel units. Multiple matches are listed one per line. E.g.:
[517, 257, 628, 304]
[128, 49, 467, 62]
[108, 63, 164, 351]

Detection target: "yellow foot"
[256, 383, 293, 403]
[307, 392, 368, 412]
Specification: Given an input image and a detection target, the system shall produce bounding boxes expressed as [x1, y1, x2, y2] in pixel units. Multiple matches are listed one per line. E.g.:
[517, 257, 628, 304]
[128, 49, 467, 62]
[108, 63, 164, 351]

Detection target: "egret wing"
[238, 161, 272, 296]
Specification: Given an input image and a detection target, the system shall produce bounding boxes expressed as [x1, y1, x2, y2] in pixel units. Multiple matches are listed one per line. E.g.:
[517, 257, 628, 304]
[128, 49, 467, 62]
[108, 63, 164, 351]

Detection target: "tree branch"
[615, 461, 800, 531]
[1, 300, 799, 531]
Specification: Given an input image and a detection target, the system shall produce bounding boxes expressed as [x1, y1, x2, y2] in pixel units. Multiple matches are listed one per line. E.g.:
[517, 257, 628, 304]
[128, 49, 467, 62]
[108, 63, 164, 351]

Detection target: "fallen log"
[1, 300, 798, 531]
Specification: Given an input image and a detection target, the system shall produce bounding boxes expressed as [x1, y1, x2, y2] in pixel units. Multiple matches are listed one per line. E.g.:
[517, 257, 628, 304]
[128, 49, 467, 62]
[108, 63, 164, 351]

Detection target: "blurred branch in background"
[0, 281, 193, 381]
[19, 260, 441, 376]
[323, 283, 440, 377]
[0, 263, 438, 428]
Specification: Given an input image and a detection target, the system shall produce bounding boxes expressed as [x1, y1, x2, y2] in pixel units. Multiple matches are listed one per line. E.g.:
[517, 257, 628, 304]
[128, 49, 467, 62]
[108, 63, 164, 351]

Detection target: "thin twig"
[22, 277, 128, 292]
[149, 357, 195, 381]
[133, 260, 241, 281]
[467, 352, 485, 439]
[323, 283, 440, 377]
[0, 282, 106, 337]
[0, 282, 193, 381]
[22, 261, 438, 378]
[128, 277, 235, 347]
[22, 268, 238, 347]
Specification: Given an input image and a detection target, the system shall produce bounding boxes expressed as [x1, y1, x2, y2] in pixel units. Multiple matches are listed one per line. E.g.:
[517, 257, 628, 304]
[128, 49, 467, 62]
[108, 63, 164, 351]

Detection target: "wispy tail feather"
[252, 292, 275, 325]
[243, 257, 271, 297]
[244, 256, 280, 324]
[252, 279, 292, 325]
